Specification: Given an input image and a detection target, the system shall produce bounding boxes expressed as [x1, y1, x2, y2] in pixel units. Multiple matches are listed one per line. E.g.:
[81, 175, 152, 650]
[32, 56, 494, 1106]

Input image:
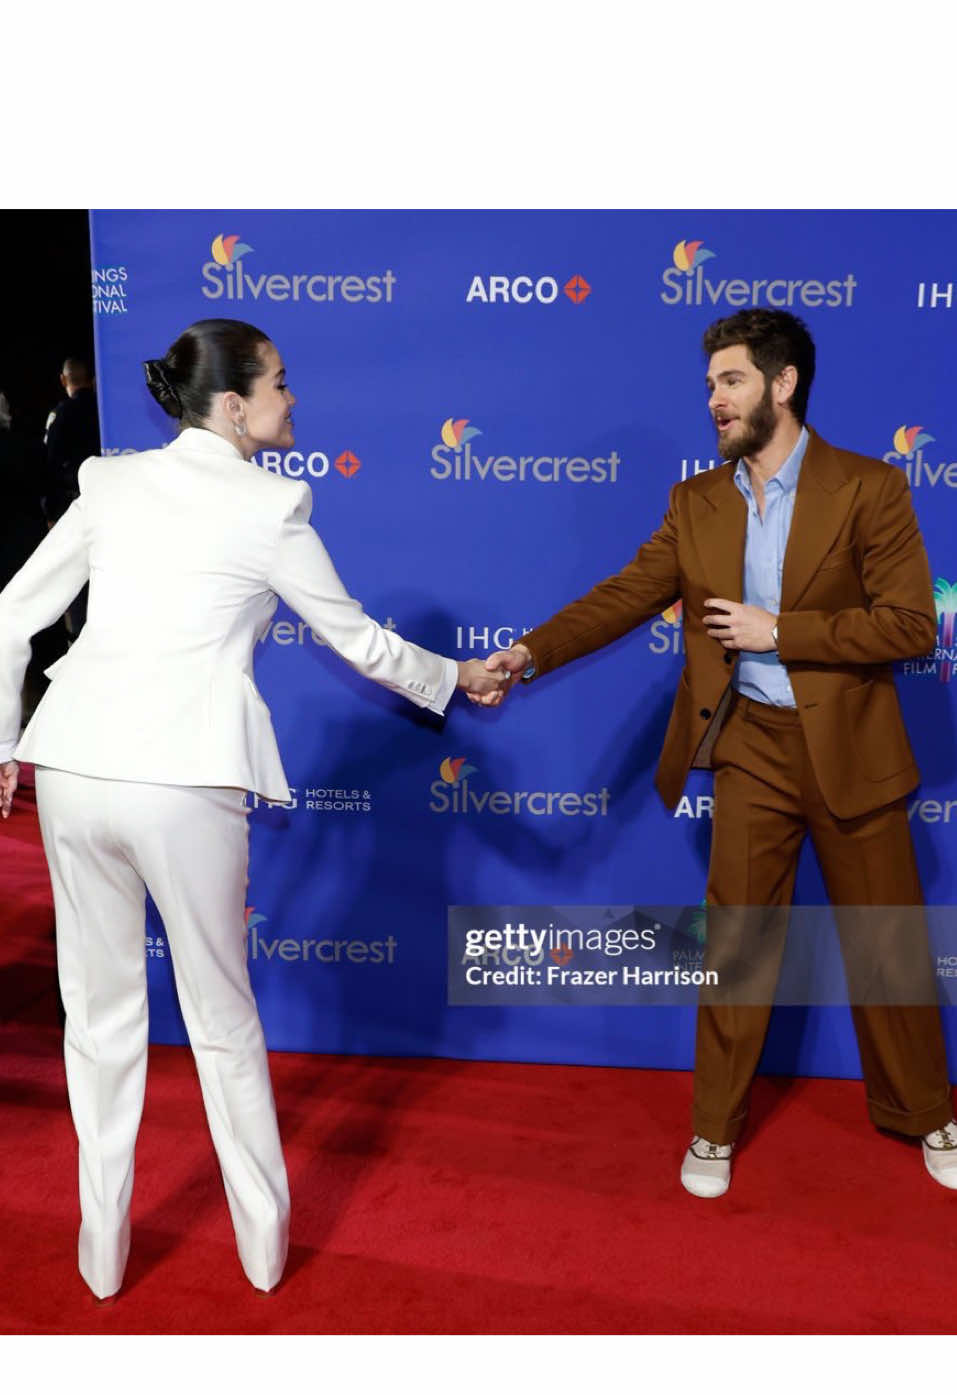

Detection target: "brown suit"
[521, 427, 953, 1142]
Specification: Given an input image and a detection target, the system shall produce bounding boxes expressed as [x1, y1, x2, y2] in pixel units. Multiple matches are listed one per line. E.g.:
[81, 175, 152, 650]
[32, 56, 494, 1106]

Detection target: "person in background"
[44, 357, 101, 637]
[0, 390, 67, 718]
[0, 390, 46, 584]
[0, 317, 505, 1300]
[44, 357, 101, 524]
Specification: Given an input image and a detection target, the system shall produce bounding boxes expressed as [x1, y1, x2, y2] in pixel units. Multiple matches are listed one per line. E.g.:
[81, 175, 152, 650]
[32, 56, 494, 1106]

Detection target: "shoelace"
[692, 1137, 732, 1160]
[932, 1125, 957, 1150]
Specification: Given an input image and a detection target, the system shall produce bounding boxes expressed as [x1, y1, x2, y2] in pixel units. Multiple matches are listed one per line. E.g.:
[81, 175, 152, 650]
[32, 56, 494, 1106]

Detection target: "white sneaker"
[923, 1120, 957, 1190]
[681, 1136, 734, 1198]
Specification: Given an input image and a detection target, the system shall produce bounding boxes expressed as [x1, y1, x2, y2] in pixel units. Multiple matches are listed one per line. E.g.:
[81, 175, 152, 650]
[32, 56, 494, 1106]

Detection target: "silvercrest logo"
[430, 417, 620, 485]
[660, 240, 856, 309]
[430, 758, 610, 818]
[200, 236, 397, 304]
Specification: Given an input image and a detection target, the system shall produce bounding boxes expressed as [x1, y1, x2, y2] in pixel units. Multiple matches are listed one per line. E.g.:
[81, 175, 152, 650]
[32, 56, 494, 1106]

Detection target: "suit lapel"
[780, 428, 860, 610]
[691, 429, 860, 609]
[692, 465, 747, 602]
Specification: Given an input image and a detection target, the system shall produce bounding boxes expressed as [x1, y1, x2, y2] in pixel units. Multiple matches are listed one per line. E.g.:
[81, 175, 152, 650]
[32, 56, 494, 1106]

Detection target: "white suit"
[0, 427, 457, 1297]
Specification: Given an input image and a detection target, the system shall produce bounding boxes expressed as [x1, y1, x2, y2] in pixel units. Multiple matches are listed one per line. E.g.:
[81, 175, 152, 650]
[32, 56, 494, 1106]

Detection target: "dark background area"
[1, 211, 95, 439]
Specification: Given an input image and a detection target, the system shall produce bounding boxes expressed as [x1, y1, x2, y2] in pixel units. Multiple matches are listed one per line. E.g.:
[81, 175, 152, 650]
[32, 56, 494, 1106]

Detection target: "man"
[483, 309, 956, 1198]
[44, 357, 100, 637]
[45, 358, 101, 523]
[0, 389, 69, 717]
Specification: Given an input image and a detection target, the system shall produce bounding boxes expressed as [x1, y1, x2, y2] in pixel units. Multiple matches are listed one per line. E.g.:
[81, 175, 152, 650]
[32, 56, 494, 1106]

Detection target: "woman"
[0, 318, 503, 1300]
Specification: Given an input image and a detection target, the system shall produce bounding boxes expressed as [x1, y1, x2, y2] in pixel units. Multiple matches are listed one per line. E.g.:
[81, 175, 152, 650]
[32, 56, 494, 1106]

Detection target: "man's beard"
[719, 381, 777, 462]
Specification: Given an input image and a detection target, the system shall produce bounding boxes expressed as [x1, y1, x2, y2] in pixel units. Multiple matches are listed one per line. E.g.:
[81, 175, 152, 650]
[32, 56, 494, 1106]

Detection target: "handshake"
[455, 644, 530, 708]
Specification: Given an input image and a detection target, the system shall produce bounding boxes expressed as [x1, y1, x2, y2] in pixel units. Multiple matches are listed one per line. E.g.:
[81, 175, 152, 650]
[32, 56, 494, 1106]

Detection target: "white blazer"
[0, 427, 456, 800]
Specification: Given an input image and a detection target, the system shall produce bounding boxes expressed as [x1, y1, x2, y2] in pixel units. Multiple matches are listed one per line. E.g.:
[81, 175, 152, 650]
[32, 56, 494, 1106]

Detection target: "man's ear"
[775, 364, 798, 409]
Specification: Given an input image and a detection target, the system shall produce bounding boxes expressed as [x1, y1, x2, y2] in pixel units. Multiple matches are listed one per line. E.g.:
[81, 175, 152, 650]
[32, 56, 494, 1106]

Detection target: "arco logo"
[465, 274, 592, 306]
[439, 757, 477, 785]
[672, 240, 715, 273]
[893, 425, 935, 455]
[334, 450, 361, 478]
[211, 234, 254, 267]
[245, 906, 267, 931]
[662, 600, 683, 626]
[441, 418, 481, 449]
[563, 275, 591, 304]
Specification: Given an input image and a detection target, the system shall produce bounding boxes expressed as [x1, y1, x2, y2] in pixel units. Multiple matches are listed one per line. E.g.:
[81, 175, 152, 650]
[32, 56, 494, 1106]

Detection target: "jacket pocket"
[845, 680, 913, 781]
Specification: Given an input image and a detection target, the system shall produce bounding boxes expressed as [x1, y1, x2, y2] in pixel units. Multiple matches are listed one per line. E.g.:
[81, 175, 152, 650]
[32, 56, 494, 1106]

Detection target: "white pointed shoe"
[923, 1120, 957, 1189]
[681, 1136, 734, 1198]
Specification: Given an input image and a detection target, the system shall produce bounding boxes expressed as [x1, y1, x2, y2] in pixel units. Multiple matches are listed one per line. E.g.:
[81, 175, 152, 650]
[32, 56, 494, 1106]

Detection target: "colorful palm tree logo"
[684, 899, 708, 944]
[441, 418, 481, 449]
[211, 234, 254, 266]
[672, 240, 715, 273]
[439, 757, 477, 785]
[934, 578, 957, 683]
[893, 425, 934, 456]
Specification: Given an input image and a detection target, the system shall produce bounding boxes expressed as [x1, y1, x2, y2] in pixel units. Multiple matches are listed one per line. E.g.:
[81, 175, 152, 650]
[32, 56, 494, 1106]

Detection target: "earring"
[235, 420, 247, 438]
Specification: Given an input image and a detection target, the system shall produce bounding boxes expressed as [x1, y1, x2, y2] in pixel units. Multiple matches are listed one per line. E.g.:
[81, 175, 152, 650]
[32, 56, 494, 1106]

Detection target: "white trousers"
[35, 768, 290, 1298]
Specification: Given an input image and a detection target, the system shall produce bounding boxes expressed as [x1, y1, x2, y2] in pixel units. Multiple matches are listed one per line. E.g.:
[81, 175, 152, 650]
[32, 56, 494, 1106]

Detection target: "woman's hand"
[456, 659, 510, 706]
[1, 761, 19, 819]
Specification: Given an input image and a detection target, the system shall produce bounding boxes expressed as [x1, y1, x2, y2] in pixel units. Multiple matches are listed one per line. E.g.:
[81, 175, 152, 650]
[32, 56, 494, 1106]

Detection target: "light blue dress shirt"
[731, 426, 808, 707]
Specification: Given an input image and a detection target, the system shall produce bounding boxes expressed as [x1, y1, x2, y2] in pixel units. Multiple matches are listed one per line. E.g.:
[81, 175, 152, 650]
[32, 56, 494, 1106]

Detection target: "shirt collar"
[166, 426, 247, 463]
[734, 425, 808, 498]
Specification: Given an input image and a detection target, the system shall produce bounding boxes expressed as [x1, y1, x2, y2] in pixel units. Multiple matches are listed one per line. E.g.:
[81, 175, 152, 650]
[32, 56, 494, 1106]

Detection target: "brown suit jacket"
[520, 428, 937, 820]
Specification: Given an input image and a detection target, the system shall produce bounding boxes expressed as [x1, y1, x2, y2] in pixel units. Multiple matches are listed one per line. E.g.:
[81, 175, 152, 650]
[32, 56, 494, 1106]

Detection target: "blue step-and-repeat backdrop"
[89, 210, 957, 1082]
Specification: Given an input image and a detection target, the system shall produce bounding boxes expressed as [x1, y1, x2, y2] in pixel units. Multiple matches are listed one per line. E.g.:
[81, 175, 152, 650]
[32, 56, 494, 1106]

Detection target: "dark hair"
[62, 357, 92, 384]
[144, 318, 272, 425]
[702, 309, 816, 424]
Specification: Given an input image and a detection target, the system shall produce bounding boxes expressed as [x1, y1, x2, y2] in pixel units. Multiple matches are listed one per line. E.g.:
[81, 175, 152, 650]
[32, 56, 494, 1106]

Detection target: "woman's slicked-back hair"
[143, 318, 271, 425]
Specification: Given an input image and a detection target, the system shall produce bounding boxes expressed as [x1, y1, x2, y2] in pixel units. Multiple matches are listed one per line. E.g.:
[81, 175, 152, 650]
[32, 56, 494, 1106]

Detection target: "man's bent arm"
[518, 486, 682, 680]
[777, 468, 937, 666]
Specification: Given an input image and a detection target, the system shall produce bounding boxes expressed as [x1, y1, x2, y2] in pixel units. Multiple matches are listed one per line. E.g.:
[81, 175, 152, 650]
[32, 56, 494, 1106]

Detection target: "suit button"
[699, 708, 712, 719]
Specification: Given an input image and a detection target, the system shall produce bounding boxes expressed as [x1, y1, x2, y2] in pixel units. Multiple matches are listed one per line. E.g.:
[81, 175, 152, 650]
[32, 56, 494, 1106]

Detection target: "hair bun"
[143, 358, 183, 418]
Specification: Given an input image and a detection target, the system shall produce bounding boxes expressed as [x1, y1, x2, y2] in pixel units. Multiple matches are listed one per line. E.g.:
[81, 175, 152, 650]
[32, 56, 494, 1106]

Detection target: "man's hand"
[459, 644, 531, 708]
[703, 600, 777, 652]
[474, 644, 531, 707]
[1, 761, 19, 819]
[457, 659, 510, 705]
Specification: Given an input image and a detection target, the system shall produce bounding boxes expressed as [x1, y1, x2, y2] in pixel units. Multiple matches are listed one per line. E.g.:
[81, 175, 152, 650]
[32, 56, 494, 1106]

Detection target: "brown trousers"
[694, 693, 953, 1145]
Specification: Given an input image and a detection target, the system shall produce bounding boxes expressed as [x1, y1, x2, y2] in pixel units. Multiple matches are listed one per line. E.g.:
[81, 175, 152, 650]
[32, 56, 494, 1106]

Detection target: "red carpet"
[2, 775, 956, 1334]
